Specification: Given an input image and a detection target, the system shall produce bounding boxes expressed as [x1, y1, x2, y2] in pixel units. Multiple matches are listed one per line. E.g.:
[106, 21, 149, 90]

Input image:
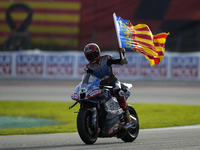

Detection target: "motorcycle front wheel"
[77, 109, 98, 144]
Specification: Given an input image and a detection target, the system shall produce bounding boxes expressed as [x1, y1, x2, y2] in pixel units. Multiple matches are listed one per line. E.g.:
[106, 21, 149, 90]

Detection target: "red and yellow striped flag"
[113, 13, 169, 66]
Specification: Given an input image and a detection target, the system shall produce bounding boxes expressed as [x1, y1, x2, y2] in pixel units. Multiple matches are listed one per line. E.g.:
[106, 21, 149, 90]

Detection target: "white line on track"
[142, 124, 200, 131]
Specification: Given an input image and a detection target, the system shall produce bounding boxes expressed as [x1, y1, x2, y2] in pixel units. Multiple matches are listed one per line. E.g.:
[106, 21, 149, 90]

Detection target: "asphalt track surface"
[0, 78, 200, 150]
[1, 78, 200, 105]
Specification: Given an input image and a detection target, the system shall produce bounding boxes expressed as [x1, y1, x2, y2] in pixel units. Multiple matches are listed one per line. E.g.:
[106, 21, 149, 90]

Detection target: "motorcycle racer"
[82, 43, 133, 128]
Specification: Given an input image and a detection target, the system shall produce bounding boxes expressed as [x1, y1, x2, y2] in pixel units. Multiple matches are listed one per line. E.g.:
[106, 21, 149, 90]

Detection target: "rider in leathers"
[82, 43, 133, 127]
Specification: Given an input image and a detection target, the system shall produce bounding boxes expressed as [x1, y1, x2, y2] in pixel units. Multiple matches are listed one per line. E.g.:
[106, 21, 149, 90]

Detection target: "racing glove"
[119, 48, 128, 65]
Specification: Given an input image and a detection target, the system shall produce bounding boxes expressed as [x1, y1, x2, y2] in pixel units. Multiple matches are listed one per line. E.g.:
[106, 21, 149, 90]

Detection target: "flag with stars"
[113, 13, 169, 66]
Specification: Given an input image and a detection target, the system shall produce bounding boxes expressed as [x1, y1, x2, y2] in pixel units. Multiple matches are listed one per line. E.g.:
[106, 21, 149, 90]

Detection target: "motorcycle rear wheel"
[121, 105, 139, 142]
[77, 109, 98, 144]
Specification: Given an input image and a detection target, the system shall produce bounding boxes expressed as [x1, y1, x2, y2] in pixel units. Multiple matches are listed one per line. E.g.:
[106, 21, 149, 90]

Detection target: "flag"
[113, 13, 169, 66]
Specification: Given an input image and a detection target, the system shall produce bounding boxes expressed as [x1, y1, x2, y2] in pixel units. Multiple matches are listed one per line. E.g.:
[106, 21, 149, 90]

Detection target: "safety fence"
[0, 51, 200, 80]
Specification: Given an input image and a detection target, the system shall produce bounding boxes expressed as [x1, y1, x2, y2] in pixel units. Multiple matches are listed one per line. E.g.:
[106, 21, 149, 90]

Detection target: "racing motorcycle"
[70, 75, 139, 144]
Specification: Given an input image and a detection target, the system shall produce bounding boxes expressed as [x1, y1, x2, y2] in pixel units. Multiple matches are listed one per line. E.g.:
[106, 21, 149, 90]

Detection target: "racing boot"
[123, 109, 133, 129]
[116, 94, 133, 129]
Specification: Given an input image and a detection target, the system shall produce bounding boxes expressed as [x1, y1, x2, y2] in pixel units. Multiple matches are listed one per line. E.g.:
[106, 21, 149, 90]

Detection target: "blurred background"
[0, 0, 200, 81]
[0, 0, 200, 52]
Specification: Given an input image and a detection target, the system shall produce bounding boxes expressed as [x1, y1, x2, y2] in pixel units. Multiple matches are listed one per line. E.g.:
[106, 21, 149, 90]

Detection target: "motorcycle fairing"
[99, 98, 124, 137]
[86, 89, 103, 98]
[104, 97, 123, 115]
[104, 114, 122, 129]
[121, 83, 132, 100]
[71, 77, 102, 101]
[99, 122, 121, 137]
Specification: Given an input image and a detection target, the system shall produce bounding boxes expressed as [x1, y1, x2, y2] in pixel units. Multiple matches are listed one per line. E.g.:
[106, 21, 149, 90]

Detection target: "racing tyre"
[77, 109, 98, 144]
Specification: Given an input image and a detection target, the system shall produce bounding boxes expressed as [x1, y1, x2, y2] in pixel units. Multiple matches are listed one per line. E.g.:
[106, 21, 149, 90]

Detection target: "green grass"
[0, 100, 200, 135]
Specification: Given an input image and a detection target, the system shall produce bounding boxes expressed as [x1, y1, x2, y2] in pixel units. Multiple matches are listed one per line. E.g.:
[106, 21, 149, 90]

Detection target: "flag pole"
[113, 13, 122, 48]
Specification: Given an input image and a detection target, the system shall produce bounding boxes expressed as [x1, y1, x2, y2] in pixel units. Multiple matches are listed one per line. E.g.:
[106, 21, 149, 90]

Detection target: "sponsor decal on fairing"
[87, 89, 102, 97]
[71, 93, 79, 100]
[108, 123, 119, 134]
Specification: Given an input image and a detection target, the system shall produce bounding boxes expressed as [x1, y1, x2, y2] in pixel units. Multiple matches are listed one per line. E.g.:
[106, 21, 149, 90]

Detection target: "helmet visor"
[86, 51, 99, 61]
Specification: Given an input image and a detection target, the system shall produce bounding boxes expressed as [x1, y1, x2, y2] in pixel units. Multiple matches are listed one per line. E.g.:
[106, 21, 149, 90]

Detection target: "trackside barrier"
[0, 51, 200, 80]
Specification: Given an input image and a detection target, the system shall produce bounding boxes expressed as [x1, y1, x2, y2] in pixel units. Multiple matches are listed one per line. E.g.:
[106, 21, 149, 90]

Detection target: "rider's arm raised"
[107, 48, 128, 66]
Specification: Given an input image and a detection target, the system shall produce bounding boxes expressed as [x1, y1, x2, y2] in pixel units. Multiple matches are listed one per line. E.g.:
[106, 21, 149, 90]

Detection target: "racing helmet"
[84, 43, 100, 63]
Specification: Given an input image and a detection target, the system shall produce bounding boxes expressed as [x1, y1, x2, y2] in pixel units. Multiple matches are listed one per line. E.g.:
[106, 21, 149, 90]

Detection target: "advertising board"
[77, 55, 88, 77]
[0, 51, 199, 80]
[16, 53, 44, 76]
[170, 56, 199, 79]
[0, 53, 12, 76]
[139, 55, 169, 79]
[46, 54, 75, 77]
[112, 54, 139, 78]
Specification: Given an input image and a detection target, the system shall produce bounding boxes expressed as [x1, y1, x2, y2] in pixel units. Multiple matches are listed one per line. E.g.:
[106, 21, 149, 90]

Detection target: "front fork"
[91, 107, 97, 127]
[90, 107, 101, 137]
